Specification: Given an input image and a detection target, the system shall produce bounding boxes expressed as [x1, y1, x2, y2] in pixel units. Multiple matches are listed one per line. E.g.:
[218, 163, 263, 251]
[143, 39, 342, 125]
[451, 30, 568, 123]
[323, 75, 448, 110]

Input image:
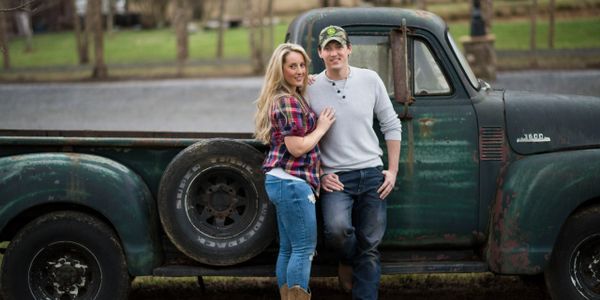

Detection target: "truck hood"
[504, 91, 600, 155]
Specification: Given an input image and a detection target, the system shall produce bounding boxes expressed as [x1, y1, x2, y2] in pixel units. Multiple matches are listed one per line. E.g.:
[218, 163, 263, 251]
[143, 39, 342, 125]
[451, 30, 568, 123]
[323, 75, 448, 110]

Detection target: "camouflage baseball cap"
[318, 25, 348, 49]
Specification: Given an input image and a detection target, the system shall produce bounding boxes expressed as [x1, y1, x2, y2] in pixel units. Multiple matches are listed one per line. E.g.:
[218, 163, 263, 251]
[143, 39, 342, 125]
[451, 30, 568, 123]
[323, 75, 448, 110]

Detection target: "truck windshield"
[446, 31, 480, 90]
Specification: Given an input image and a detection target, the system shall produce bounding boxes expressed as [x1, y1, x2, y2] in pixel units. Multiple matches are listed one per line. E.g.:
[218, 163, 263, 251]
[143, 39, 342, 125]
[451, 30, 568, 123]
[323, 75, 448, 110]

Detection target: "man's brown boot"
[279, 284, 289, 300]
[288, 285, 311, 300]
[338, 262, 352, 293]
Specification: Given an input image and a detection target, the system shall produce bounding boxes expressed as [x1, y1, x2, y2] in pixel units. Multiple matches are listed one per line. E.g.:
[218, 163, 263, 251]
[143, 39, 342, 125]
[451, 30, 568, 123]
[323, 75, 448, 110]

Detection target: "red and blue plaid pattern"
[263, 95, 321, 192]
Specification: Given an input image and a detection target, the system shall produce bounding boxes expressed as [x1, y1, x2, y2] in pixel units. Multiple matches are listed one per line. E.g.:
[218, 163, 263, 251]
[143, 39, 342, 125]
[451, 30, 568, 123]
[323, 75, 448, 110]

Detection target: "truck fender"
[486, 149, 600, 274]
[0, 153, 161, 275]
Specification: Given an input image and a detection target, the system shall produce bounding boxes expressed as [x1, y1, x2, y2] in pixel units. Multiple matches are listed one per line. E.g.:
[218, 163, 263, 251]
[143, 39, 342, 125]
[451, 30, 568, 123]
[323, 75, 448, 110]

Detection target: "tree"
[481, 0, 493, 34]
[14, 1, 32, 52]
[1, 0, 38, 70]
[0, 0, 35, 12]
[530, 0, 538, 67]
[245, 0, 275, 74]
[216, 0, 225, 59]
[88, 0, 107, 78]
[267, 0, 273, 54]
[173, 0, 190, 76]
[530, 0, 537, 51]
[548, 0, 555, 48]
[246, 0, 266, 74]
[107, 0, 115, 35]
[69, 0, 88, 64]
[0, 0, 9, 70]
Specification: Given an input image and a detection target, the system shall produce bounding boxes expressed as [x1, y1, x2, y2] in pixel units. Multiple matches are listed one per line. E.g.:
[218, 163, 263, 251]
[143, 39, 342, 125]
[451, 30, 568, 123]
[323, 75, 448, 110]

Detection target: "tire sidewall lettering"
[158, 140, 275, 265]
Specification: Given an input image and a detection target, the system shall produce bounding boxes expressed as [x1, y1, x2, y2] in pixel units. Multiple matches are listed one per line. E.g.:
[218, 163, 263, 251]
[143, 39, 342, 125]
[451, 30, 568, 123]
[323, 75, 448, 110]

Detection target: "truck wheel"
[0, 211, 129, 300]
[545, 205, 600, 299]
[158, 139, 275, 266]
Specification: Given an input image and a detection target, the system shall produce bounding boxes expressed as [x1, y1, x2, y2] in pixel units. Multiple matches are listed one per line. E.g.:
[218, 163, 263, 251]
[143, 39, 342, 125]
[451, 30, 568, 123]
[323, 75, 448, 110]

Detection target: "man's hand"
[321, 173, 344, 192]
[377, 170, 397, 199]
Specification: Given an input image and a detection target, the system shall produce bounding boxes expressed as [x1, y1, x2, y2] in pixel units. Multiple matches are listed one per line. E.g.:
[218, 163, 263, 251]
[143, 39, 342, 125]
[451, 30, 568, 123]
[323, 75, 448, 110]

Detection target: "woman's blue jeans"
[265, 174, 317, 291]
[320, 167, 386, 300]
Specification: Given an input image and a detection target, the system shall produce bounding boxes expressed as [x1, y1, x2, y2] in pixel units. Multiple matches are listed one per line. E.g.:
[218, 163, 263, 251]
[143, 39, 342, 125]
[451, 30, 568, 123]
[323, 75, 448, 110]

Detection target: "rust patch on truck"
[66, 153, 84, 202]
[418, 118, 434, 138]
[487, 188, 541, 274]
[443, 233, 457, 241]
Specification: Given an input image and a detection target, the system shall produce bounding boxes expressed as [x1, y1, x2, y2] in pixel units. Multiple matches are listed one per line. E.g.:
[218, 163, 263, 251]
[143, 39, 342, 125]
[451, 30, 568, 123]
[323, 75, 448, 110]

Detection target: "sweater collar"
[322, 66, 353, 82]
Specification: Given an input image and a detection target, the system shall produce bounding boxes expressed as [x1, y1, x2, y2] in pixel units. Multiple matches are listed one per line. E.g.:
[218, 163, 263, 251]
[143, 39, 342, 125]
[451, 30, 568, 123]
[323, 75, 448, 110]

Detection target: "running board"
[382, 261, 488, 274]
[153, 261, 488, 277]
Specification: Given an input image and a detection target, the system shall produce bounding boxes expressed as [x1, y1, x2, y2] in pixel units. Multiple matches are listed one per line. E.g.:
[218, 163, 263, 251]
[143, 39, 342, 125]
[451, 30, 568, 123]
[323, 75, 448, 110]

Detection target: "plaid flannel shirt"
[262, 95, 321, 192]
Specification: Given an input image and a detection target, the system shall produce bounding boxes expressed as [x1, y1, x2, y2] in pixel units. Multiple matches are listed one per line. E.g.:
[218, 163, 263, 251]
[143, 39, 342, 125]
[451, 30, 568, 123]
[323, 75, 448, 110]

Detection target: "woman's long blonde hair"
[254, 43, 311, 144]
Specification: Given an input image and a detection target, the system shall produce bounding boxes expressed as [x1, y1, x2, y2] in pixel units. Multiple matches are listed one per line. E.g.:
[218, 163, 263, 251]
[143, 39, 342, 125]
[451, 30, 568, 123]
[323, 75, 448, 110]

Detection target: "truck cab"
[289, 6, 493, 258]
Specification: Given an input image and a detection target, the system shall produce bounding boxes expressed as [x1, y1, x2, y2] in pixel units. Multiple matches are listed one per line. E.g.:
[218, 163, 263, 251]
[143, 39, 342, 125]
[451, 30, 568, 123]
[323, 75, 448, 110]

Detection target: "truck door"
[347, 28, 479, 249]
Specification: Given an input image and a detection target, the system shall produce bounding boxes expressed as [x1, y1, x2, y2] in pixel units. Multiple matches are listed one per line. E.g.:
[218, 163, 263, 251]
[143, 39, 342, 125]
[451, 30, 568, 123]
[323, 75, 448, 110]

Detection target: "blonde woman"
[255, 43, 335, 300]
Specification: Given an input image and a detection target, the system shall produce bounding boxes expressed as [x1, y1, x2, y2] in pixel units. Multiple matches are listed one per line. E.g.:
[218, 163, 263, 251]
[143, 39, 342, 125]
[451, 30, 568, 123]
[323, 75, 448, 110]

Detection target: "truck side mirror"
[390, 19, 415, 120]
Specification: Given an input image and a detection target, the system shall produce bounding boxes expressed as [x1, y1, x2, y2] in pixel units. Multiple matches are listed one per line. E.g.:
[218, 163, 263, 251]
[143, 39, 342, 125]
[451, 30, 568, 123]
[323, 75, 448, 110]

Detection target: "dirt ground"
[129, 273, 551, 300]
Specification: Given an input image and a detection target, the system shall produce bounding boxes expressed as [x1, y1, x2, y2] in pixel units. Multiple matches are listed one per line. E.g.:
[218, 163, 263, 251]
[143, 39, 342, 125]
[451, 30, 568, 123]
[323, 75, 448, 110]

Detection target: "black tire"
[158, 139, 275, 266]
[545, 205, 600, 300]
[0, 211, 130, 300]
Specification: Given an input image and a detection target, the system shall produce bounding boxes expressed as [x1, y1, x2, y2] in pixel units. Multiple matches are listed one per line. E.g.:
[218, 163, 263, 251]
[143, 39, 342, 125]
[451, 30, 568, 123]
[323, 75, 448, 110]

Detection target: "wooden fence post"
[548, 0, 555, 49]
[530, 0, 538, 67]
[0, 0, 11, 70]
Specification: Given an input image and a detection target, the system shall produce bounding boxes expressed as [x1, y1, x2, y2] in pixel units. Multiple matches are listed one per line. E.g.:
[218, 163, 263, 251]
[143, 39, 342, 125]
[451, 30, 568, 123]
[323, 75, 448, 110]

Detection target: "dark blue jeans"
[321, 167, 386, 300]
[265, 175, 317, 291]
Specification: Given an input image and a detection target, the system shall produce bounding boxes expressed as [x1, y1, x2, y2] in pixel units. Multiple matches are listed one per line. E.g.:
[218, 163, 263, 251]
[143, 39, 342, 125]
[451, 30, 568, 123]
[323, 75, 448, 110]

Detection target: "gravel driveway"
[0, 70, 598, 133]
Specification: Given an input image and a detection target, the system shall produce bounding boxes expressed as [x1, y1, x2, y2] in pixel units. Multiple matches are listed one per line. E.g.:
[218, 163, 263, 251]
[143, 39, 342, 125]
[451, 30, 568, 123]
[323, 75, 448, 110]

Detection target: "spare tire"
[158, 139, 275, 266]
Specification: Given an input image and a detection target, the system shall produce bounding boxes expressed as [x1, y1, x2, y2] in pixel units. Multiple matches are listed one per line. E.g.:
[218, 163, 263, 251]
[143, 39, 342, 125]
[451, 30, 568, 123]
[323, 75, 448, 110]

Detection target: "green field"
[3, 17, 599, 68]
[448, 17, 600, 50]
[4, 24, 289, 68]
[1, 15, 598, 80]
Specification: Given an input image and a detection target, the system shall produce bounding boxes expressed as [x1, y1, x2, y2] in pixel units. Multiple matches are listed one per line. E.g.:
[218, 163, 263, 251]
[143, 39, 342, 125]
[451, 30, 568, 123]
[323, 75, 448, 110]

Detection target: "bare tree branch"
[0, 0, 36, 12]
[29, 0, 62, 16]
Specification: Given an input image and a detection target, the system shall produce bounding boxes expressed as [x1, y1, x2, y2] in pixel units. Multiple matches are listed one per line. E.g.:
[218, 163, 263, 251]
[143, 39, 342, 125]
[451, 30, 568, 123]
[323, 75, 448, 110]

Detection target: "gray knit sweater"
[307, 66, 402, 174]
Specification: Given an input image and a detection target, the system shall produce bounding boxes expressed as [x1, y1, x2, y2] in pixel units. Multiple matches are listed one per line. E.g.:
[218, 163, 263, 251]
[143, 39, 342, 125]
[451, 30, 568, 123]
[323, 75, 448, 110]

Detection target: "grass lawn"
[1, 15, 598, 80]
[4, 24, 289, 68]
[449, 17, 600, 50]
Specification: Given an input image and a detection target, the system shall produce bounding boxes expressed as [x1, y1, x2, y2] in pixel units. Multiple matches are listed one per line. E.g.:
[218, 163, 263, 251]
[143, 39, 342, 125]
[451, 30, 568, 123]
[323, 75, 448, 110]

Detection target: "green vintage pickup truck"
[1, 7, 600, 300]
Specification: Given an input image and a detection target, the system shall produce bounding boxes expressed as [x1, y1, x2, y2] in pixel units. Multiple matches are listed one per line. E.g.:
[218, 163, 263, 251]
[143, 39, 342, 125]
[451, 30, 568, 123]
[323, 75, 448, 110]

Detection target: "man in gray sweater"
[306, 25, 402, 300]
